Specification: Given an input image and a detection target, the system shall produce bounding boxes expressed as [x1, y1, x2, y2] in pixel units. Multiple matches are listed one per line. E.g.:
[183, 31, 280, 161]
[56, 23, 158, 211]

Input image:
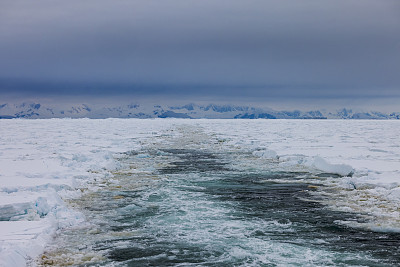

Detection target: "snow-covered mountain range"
[1, 102, 399, 119]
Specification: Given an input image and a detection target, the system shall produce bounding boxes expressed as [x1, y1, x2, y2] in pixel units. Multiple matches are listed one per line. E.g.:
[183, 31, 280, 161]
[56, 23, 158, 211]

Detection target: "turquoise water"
[41, 145, 400, 266]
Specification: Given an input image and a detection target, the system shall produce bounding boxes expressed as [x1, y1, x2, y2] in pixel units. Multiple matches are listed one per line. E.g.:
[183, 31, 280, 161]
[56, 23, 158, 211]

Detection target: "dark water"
[43, 148, 400, 266]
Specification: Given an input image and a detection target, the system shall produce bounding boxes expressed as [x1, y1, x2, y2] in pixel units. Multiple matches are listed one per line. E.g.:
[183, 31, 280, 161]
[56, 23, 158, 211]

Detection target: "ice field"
[1, 119, 400, 266]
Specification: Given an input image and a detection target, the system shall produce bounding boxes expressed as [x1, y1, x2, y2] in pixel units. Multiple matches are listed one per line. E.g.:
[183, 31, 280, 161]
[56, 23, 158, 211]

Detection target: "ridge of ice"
[252, 149, 278, 159]
[305, 156, 354, 176]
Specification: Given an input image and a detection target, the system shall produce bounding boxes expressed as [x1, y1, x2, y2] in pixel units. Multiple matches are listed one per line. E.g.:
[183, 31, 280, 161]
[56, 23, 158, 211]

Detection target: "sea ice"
[252, 149, 278, 159]
[305, 156, 354, 176]
[1, 118, 400, 265]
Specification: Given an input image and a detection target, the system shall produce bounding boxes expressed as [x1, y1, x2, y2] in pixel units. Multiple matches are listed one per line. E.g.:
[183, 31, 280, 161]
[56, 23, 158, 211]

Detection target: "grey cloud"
[0, 0, 399, 103]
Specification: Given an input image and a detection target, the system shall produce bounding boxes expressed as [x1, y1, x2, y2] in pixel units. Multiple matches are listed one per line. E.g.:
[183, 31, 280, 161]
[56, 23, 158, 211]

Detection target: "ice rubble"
[203, 119, 400, 232]
[307, 156, 353, 176]
[1, 118, 400, 265]
[251, 150, 354, 176]
[252, 149, 278, 159]
[0, 119, 146, 266]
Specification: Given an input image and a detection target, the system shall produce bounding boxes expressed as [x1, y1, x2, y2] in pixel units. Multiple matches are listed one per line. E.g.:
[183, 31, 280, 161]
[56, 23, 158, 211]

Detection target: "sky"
[0, 0, 399, 110]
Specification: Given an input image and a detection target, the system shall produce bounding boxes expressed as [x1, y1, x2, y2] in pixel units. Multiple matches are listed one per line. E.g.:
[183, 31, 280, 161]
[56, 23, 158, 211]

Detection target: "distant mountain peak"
[0, 102, 398, 120]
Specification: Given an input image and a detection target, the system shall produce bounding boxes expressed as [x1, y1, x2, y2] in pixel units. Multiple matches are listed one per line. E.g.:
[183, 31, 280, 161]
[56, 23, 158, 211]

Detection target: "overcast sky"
[0, 0, 399, 110]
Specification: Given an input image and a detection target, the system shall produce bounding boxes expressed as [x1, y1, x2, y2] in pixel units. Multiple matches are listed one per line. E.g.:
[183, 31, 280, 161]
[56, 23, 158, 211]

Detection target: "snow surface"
[1, 119, 400, 266]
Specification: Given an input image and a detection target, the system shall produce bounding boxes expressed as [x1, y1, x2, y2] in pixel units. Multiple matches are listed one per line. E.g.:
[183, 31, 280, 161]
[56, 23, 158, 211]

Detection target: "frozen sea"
[1, 119, 400, 266]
